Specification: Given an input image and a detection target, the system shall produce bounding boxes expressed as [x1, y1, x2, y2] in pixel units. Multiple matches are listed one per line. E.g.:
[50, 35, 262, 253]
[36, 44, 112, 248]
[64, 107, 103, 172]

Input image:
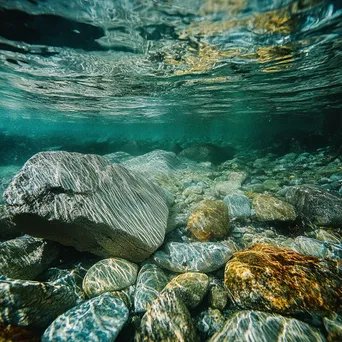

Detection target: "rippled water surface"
[0, 0, 342, 157]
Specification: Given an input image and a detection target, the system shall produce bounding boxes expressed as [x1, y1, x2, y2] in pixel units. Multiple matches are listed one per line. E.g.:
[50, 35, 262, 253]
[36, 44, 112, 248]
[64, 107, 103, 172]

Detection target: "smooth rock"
[0, 235, 61, 280]
[223, 194, 251, 219]
[187, 200, 229, 241]
[285, 185, 342, 226]
[134, 263, 169, 313]
[83, 258, 138, 298]
[4, 151, 169, 262]
[209, 310, 326, 342]
[224, 243, 342, 315]
[42, 293, 129, 342]
[252, 194, 296, 222]
[135, 291, 198, 342]
[214, 181, 242, 196]
[154, 241, 233, 273]
[196, 308, 225, 340]
[263, 179, 280, 191]
[111, 285, 135, 309]
[162, 272, 209, 308]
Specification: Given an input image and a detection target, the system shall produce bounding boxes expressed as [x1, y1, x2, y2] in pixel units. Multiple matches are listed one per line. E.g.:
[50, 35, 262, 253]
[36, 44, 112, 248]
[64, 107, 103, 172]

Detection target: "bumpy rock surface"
[0, 270, 83, 328]
[224, 243, 342, 315]
[42, 293, 129, 342]
[4, 151, 169, 262]
[134, 263, 169, 313]
[285, 185, 342, 226]
[187, 200, 229, 241]
[154, 242, 233, 273]
[135, 291, 198, 342]
[209, 311, 326, 342]
[223, 194, 251, 219]
[83, 258, 138, 298]
[252, 194, 297, 222]
[162, 272, 209, 308]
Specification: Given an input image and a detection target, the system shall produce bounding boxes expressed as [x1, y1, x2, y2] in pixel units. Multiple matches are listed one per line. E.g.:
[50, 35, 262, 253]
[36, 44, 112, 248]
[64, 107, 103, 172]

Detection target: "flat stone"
[42, 293, 129, 342]
[224, 243, 342, 315]
[162, 272, 209, 308]
[209, 311, 326, 342]
[83, 258, 138, 298]
[252, 194, 296, 222]
[135, 291, 198, 342]
[285, 185, 342, 226]
[134, 263, 169, 313]
[0, 235, 61, 280]
[223, 194, 251, 219]
[4, 151, 169, 262]
[187, 200, 229, 241]
[154, 242, 233, 273]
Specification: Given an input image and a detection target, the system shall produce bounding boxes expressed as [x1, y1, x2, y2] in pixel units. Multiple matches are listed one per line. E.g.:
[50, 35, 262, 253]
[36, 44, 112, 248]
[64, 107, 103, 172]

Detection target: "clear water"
[0, 0, 341, 165]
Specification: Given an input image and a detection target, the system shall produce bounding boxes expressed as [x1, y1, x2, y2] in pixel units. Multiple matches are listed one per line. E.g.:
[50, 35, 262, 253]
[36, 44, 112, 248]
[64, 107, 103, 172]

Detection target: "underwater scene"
[0, 0, 342, 341]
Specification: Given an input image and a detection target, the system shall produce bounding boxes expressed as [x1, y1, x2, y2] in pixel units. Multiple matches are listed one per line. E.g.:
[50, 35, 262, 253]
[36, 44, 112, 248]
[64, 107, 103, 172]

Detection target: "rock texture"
[4, 151, 169, 262]
[209, 311, 326, 342]
[224, 243, 342, 315]
[187, 200, 229, 241]
[0, 235, 61, 280]
[154, 242, 233, 273]
[83, 258, 138, 298]
[42, 293, 129, 342]
[285, 185, 342, 226]
[223, 194, 251, 219]
[0, 324, 40, 342]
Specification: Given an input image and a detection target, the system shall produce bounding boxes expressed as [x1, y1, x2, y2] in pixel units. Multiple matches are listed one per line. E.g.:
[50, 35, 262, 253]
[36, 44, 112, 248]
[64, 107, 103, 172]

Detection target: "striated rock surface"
[4, 151, 169, 262]
[42, 293, 129, 342]
[224, 243, 342, 315]
[134, 263, 169, 313]
[154, 241, 233, 273]
[209, 311, 326, 342]
[223, 194, 251, 219]
[0, 235, 61, 280]
[187, 200, 229, 241]
[196, 308, 225, 340]
[135, 291, 198, 342]
[252, 194, 296, 222]
[324, 313, 342, 342]
[162, 272, 209, 308]
[285, 185, 342, 226]
[83, 258, 138, 298]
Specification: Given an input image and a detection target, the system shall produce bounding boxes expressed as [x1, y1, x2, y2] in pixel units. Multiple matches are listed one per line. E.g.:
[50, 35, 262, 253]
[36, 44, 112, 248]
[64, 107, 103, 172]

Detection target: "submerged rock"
[196, 308, 225, 340]
[224, 243, 342, 315]
[154, 241, 233, 273]
[134, 263, 169, 313]
[223, 194, 251, 219]
[83, 258, 138, 298]
[4, 151, 169, 262]
[0, 270, 82, 329]
[0, 205, 20, 240]
[209, 311, 326, 342]
[135, 291, 198, 342]
[0, 324, 40, 342]
[161, 272, 209, 308]
[208, 279, 228, 310]
[252, 194, 296, 222]
[0, 235, 61, 280]
[187, 200, 229, 241]
[285, 185, 342, 226]
[42, 293, 128, 342]
[323, 313, 342, 342]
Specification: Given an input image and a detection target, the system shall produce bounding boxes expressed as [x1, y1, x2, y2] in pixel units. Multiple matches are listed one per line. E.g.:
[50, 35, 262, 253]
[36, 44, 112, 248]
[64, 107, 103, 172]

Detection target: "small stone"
[187, 200, 229, 241]
[183, 185, 203, 196]
[209, 310, 326, 342]
[224, 243, 342, 315]
[162, 272, 209, 308]
[42, 293, 129, 342]
[135, 291, 198, 342]
[215, 182, 241, 196]
[263, 179, 280, 191]
[196, 308, 225, 340]
[223, 194, 251, 219]
[154, 242, 233, 273]
[134, 263, 169, 313]
[208, 280, 228, 310]
[83, 258, 138, 298]
[252, 194, 296, 222]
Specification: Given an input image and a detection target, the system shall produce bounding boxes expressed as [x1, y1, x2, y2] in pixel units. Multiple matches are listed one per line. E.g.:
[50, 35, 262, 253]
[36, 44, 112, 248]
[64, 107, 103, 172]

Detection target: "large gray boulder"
[4, 151, 169, 262]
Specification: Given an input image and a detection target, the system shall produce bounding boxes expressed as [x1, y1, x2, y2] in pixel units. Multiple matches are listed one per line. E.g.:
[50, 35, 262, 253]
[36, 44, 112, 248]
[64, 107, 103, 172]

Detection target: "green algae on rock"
[83, 258, 138, 298]
[224, 243, 342, 315]
[252, 193, 297, 222]
[187, 200, 229, 241]
[209, 310, 326, 342]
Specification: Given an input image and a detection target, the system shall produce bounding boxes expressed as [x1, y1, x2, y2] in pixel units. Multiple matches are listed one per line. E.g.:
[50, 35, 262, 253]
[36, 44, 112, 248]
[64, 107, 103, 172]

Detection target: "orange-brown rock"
[187, 200, 229, 241]
[224, 243, 342, 315]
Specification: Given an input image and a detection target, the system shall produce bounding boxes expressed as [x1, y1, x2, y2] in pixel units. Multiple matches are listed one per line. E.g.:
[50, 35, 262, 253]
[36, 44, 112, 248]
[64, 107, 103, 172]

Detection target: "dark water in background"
[0, 0, 342, 165]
